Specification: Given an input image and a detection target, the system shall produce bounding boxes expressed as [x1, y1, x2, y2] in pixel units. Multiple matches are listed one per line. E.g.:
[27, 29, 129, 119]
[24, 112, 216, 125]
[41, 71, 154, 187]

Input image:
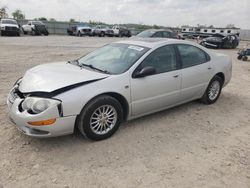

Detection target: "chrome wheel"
[208, 80, 220, 101]
[90, 105, 117, 135]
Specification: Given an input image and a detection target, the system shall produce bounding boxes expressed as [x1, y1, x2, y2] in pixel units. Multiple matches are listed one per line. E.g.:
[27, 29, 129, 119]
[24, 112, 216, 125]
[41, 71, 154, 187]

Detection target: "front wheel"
[76, 95, 123, 141]
[201, 76, 222, 104]
[77, 31, 82, 37]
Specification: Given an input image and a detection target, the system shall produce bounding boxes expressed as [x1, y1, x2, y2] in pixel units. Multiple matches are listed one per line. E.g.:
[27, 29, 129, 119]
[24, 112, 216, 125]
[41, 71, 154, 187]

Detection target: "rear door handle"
[208, 67, 212, 70]
[173, 75, 179, 78]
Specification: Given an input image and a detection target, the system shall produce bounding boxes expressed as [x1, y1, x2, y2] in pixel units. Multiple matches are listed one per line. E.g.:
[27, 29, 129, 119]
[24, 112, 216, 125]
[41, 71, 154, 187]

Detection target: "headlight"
[21, 97, 61, 114]
[1, 26, 5, 30]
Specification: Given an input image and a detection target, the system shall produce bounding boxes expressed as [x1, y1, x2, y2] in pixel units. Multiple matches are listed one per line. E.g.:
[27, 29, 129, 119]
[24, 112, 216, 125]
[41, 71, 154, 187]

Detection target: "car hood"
[203, 37, 222, 43]
[19, 62, 108, 93]
[77, 26, 91, 29]
[1, 23, 19, 28]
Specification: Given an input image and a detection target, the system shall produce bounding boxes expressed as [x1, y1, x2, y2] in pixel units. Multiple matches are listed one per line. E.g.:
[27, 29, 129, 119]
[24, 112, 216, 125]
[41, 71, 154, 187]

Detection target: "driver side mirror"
[134, 66, 156, 78]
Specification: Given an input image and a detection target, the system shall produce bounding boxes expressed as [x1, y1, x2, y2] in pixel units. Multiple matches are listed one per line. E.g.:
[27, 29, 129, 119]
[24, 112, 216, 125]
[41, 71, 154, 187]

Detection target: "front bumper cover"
[7, 88, 76, 138]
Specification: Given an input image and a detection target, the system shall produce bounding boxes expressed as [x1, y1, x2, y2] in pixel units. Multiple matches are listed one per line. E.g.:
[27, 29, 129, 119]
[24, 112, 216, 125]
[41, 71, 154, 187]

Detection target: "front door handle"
[173, 75, 179, 78]
[208, 67, 212, 70]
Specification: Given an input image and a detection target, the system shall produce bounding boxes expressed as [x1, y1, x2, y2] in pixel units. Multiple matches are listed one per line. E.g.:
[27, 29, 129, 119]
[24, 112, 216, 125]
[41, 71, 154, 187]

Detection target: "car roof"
[1, 18, 16, 21]
[144, 29, 174, 32]
[114, 38, 196, 48]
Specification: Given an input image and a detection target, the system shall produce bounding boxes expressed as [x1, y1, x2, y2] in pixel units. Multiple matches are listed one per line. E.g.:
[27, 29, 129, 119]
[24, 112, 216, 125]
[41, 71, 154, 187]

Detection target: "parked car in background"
[22, 21, 49, 36]
[92, 25, 114, 37]
[0, 18, 20, 36]
[67, 23, 92, 36]
[112, 25, 131, 37]
[7, 38, 232, 140]
[136, 29, 179, 39]
[177, 33, 186, 40]
[200, 34, 239, 49]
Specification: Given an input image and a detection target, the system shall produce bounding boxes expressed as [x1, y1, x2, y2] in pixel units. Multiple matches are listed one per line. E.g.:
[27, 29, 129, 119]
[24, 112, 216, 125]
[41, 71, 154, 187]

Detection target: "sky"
[1, 0, 250, 29]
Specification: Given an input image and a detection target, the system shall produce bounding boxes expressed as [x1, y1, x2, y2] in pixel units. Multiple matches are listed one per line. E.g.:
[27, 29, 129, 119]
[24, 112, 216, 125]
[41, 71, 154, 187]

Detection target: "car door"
[130, 45, 181, 116]
[152, 31, 163, 38]
[26, 22, 32, 32]
[176, 44, 213, 101]
[113, 26, 119, 35]
[162, 31, 171, 38]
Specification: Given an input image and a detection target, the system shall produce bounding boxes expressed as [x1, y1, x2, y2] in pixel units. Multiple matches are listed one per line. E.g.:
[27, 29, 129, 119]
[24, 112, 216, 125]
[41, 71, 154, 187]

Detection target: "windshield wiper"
[80, 63, 110, 74]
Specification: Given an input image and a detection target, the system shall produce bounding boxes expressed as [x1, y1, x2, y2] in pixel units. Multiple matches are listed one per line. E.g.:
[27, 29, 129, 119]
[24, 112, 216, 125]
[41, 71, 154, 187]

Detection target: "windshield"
[33, 21, 44, 25]
[1, 19, 17, 25]
[137, 30, 155, 37]
[77, 43, 150, 74]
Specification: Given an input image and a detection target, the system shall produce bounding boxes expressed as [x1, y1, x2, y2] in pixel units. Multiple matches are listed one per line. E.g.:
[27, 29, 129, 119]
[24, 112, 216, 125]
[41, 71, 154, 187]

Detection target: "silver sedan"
[7, 38, 232, 140]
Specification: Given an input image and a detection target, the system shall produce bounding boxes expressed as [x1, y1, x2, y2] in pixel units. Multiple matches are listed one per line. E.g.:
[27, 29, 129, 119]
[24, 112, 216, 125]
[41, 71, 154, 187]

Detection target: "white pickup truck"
[0, 19, 20, 36]
[22, 21, 49, 36]
[112, 25, 131, 37]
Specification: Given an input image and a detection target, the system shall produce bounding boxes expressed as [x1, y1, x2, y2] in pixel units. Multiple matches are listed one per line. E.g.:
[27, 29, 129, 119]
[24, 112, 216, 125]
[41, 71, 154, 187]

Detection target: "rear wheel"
[243, 56, 248, 61]
[237, 55, 242, 60]
[201, 76, 222, 104]
[76, 95, 123, 141]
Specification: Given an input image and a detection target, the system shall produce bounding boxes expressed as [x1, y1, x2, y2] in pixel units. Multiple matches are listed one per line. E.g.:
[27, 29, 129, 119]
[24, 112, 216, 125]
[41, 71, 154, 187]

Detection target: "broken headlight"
[21, 97, 61, 114]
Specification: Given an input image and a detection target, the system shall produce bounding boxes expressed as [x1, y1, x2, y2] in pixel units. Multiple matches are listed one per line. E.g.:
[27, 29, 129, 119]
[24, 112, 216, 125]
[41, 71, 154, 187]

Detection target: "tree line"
[0, 7, 173, 30]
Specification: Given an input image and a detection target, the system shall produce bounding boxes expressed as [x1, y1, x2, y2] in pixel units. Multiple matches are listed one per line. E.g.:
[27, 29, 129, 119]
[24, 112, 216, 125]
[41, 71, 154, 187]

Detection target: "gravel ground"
[0, 36, 250, 188]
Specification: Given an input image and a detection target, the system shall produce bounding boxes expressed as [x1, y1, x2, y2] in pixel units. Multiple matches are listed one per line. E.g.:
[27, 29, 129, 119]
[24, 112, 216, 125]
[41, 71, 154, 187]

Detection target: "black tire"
[76, 95, 123, 141]
[0, 31, 4, 36]
[243, 56, 248, 61]
[100, 31, 105, 37]
[23, 29, 27, 35]
[31, 29, 36, 36]
[77, 31, 82, 37]
[237, 55, 242, 60]
[200, 75, 223, 104]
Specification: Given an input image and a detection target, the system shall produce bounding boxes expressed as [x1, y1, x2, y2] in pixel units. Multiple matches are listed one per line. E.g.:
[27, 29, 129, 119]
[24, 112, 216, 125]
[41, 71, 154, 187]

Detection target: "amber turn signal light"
[28, 118, 56, 126]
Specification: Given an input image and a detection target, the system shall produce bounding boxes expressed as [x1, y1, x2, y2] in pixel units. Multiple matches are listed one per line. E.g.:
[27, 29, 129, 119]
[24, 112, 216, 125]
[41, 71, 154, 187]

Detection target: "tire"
[243, 56, 248, 61]
[76, 95, 123, 141]
[237, 55, 242, 60]
[31, 29, 36, 36]
[0, 31, 4, 36]
[201, 75, 223, 104]
[23, 30, 27, 35]
[77, 31, 82, 37]
[100, 31, 105, 37]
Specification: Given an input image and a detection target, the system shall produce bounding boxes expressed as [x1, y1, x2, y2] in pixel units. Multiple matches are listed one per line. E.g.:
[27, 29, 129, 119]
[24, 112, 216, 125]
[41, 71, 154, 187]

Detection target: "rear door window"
[152, 32, 163, 38]
[176, 44, 209, 68]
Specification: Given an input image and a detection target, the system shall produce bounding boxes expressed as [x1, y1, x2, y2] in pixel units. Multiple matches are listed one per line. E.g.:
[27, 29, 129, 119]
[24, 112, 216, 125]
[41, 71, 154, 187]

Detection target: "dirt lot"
[0, 36, 250, 188]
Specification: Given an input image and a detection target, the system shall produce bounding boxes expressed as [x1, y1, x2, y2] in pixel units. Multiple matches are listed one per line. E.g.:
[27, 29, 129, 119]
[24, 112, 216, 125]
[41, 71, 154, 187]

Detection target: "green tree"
[69, 18, 76, 22]
[12, 9, 25, 19]
[0, 6, 8, 19]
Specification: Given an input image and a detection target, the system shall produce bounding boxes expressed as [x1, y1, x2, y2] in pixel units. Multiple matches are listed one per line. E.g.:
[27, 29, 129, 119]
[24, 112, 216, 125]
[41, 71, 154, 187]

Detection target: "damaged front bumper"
[7, 86, 76, 138]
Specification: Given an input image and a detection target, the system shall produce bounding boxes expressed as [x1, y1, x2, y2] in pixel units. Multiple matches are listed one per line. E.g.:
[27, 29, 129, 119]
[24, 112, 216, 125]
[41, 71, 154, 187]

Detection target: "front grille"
[5, 26, 18, 31]
[82, 29, 91, 32]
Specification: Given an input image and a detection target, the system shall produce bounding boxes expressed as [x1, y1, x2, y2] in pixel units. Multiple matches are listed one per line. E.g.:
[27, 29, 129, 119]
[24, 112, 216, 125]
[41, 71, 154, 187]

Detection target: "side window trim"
[132, 44, 180, 78]
[175, 44, 210, 69]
